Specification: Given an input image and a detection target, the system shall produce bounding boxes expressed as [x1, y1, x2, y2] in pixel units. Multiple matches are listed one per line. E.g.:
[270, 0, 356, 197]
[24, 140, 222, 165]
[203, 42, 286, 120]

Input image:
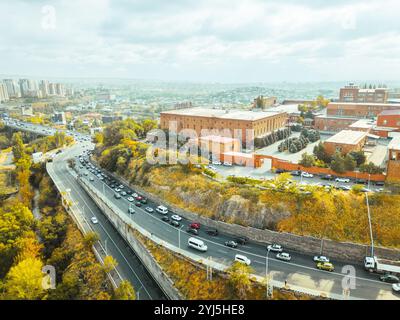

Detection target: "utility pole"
[266, 248, 271, 298]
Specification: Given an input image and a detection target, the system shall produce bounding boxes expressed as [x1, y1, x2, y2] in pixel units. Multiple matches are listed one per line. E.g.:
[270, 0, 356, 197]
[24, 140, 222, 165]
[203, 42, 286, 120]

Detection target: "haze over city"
[1, 0, 400, 82]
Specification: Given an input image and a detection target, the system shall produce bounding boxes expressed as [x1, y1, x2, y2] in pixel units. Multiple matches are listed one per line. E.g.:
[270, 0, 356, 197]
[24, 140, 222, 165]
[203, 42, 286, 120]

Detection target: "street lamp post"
[266, 248, 271, 298]
[366, 193, 374, 257]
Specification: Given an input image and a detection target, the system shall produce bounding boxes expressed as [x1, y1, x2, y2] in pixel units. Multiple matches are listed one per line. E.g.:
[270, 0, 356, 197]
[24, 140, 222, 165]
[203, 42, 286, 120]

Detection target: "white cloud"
[0, 0, 399, 81]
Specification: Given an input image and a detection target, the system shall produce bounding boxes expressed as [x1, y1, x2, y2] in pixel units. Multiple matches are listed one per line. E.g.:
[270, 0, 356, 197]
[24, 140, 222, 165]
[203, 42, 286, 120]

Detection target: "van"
[188, 237, 208, 252]
[235, 254, 251, 266]
[156, 205, 168, 215]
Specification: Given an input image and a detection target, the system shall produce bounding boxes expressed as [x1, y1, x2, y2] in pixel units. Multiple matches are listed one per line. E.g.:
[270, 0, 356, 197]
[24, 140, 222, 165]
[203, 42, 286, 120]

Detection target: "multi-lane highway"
[3, 118, 399, 300]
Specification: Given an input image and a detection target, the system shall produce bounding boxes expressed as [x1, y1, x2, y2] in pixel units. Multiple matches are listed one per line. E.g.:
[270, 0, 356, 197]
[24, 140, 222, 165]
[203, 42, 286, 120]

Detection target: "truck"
[364, 256, 400, 275]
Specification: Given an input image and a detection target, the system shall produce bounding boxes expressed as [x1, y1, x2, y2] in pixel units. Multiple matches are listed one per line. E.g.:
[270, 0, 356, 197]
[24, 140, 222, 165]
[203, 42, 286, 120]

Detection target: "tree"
[344, 154, 357, 171]
[83, 232, 100, 249]
[3, 257, 45, 300]
[103, 255, 118, 273]
[360, 162, 384, 174]
[313, 142, 331, 163]
[349, 151, 366, 167]
[299, 153, 315, 167]
[12, 132, 25, 161]
[114, 280, 136, 300]
[226, 262, 253, 299]
[330, 152, 346, 173]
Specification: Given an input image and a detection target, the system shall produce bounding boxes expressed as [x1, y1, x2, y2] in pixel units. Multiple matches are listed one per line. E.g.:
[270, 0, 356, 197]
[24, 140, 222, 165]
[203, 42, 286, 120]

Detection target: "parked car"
[161, 216, 170, 223]
[190, 222, 201, 230]
[275, 169, 286, 174]
[128, 207, 135, 214]
[90, 217, 98, 224]
[392, 283, 400, 293]
[171, 215, 182, 221]
[380, 274, 400, 283]
[335, 177, 350, 183]
[375, 181, 385, 187]
[314, 256, 330, 263]
[156, 205, 168, 215]
[301, 172, 314, 178]
[145, 207, 154, 213]
[127, 197, 134, 202]
[276, 252, 292, 261]
[267, 244, 283, 253]
[316, 262, 335, 272]
[290, 170, 301, 176]
[89, 177, 94, 182]
[135, 202, 142, 207]
[225, 241, 238, 248]
[235, 236, 248, 245]
[170, 220, 180, 227]
[121, 191, 127, 196]
[355, 179, 367, 184]
[205, 228, 219, 236]
[223, 162, 233, 166]
[114, 194, 121, 199]
[187, 228, 199, 235]
[212, 161, 222, 165]
[321, 174, 335, 181]
[140, 198, 147, 204]
[235, 254, 251, 266]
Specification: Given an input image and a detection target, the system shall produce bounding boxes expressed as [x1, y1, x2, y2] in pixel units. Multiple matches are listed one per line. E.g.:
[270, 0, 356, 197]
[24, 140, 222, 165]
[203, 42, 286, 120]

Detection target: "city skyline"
[1, 0, 400, 82]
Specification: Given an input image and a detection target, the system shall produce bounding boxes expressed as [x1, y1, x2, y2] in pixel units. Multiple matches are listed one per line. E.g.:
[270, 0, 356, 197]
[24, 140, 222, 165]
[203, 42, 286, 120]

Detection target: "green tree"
[349, 151, 367, 167]
[330, 152, 346, 173]
[344, 154, 357, 171]
[226, 262, 254, 299]
[114, 280, 136, 300]
[299, 153, 316, 167]
[12, 132, 25, 161]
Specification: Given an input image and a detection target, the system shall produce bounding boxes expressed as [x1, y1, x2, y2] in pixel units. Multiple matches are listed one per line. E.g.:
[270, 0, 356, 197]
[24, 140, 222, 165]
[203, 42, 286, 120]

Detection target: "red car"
[135, 195, 143, 201]
[190, 222, 201, 230]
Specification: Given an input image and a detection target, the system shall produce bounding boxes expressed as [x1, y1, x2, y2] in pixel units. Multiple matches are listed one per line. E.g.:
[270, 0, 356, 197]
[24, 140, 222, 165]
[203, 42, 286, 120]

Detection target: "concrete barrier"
[78, 177, 183, 300]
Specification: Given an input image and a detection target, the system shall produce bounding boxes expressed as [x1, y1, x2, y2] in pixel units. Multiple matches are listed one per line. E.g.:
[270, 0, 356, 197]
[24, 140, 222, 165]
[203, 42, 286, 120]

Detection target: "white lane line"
[59, 167, 154, 300]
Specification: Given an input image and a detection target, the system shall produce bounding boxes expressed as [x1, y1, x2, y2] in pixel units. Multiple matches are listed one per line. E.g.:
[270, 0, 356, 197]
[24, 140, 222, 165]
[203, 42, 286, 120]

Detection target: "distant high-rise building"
[19, 79, 40, 98]
[55, 83, 65, 96]
[39, 80, 50, 97]
[52, 111, 66, 125]
[3, 79, 21, 98]
[0, 83, 10, 102]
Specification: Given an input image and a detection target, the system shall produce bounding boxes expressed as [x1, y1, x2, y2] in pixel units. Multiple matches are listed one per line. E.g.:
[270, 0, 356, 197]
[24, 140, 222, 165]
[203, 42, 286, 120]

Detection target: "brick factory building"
[339, 83, 388, 103]
[323, 130, 368, 156]
[160, 107, 288, 144]
[326, 102, 400, 118]
[314, 115, 358, 132]
[387, 137, 400, 183]
[188, 135, 241, 161]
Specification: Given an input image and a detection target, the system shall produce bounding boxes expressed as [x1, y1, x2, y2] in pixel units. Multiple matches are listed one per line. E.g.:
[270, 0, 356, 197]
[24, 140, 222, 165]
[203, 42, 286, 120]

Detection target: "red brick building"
[339, 83, 388, 103]
[387, 137, 400, 183]
[323, 130, 368, 156]
[326, 102, 400, 118]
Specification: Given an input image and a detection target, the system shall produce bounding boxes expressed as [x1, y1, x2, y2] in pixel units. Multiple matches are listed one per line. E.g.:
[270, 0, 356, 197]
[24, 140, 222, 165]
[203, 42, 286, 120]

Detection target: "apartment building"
[0, 83, 9, 102]
[160, 107, 288, 144]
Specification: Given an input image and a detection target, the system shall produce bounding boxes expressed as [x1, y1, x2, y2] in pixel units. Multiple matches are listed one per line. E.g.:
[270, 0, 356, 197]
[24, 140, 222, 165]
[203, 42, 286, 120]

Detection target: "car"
[115, 188, 121, 192]
[335, 177, 350, 183]
[118, 185, 124, 189]
[135, 195, 143, 201]
[90, 216, 98, 224]
[121, 191, 127, 196]
[126, 190, 132, 195]
[267, 244, 283, 253]
[145, 207, 154, 213]
[208, 165, 217, 171]
[225, 241, 238, 248]
[89, 177, 94, 182]
[84, 172, 89, 176]
[223, 162, 233, 166]
[140, 198, 148, 204]
[205, 228, 219, 236]
[355, 179, 367, 184]
[156, 205, 168, 215]
[290, 170, 301, 176]
[128, 207, 135, 214]
[275, 169, 286, 174]
[301, 172, 314, 178]
[313, 256, 330, 263]
[127, 196, 134, 202]
[380, 274, 400, 283]
[135, 202, 142, 207]
[187, 227, 199, 235]
[170, 220, 180, 227]
[339, 185, 351, 191]
[190, 222, 201, 230]
[161, 216, 170, 223]
[316, 262, 335, 272]
[375, 181, 385, 187]
[79, 165, 83, 169]
[360, 188, 372, 193]
[171, 215, 182, 221]
[321, 174, 335, 181]
[212, 161, 222, 165]
[276, 252, 292, 261]
[235, 236, 248, 245]
[235, 254, 251, 266]
[392, 283, 400, 293]
[114, 194, 121, 199]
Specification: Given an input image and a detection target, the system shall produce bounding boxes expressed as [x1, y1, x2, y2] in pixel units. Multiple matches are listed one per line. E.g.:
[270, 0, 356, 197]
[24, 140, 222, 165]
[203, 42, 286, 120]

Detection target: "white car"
[128, 207, 135, 214]
[145, 207, 154, 213]
[392, 283, 400, 293]
[171, 215, 182, 221]
[156, 205, 169, 215]
[208, 165, 217, 171]
[223, 162, 233, 167]
[90, 216, 98, 224]
[127, 196, 134, 202]
[276, 252, 292, 261]
[301, 172, 314, 178]
[235, 254, 251, 266]
[212, 161, 222, 165]
[335, 177, 350, 183]
[267, 244, 283, 253]
[313, 255, 330, 263]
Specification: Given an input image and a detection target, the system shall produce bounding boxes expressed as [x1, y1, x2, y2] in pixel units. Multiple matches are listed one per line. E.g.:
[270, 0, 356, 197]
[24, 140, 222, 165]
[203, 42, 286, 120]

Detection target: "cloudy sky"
[1, 0, 400, 82]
